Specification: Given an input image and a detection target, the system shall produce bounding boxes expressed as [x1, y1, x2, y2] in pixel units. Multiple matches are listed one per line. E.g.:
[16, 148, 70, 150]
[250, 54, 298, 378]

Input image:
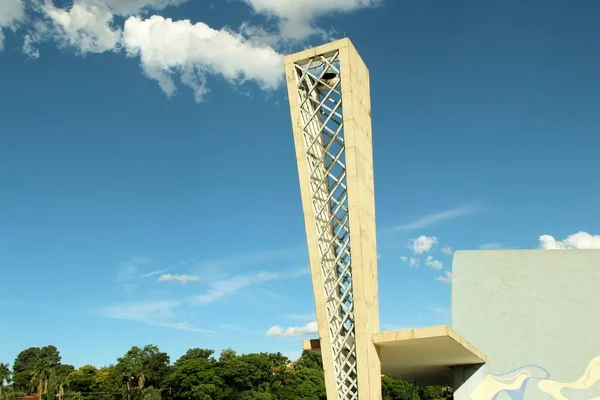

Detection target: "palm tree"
[46, 367, 68, 400]
[0, 363, 12, 397]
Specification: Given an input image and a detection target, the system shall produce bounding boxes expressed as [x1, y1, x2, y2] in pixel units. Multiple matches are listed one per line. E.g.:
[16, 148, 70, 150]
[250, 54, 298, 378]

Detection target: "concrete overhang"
[302, 325, 486, 386]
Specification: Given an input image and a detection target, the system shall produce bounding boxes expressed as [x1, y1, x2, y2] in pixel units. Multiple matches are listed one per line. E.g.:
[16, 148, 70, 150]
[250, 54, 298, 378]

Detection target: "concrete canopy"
[302, 326, 486, 386]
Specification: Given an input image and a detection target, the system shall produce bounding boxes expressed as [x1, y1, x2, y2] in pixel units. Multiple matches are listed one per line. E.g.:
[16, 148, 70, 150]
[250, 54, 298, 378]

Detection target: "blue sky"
[1, 0, 599, 368]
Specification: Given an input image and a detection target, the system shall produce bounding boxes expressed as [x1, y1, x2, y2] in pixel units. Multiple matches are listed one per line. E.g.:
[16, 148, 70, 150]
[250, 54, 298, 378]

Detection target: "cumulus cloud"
[266, 321, 318, 337]
[6, 0, 382, 102]
[441, 246, 454, 255]
[42, 1, 122, 54]
[425, 256, 443, 270]
[400, 256, 420, 268]
[98, 0, 186, 15]
[122, 15, 283, 102]
[158, 273, 199, 284]
[539, 232, 600, 250]
[409, 235, 439, 254]
[0, 0, 25, 51]
[243, 0, 382, 41]
[436, 271, 452, 285]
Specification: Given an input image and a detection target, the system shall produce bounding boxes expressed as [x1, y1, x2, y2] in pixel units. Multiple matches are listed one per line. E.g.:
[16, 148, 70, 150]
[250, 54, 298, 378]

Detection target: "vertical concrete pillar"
[284, 38, 381, 400]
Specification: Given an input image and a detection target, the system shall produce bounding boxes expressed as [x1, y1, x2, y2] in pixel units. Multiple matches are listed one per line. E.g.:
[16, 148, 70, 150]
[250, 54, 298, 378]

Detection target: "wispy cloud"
[98, 270, 277, 331]
[189, 271, 277, 304]
[391, 201, 481, 231]
[191, 246, 305, 278]
[117, 256, 152, 282]
[141, 257, 198, 277]
[266, 321, 318, 337]
[97, 299, 196, 331]
[101, 245, 307, 330]
[162, 321, 213, 333]
[158, 274, 199, 284]
[141, 267, 174, 277]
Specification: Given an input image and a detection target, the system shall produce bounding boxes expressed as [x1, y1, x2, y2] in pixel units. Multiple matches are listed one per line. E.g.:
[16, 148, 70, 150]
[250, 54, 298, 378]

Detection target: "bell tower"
[284, 38, 381, 400]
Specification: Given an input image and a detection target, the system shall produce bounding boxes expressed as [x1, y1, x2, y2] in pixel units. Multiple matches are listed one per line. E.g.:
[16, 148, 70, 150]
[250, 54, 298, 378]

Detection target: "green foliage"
[382, 376, 420, 400]
[162, 349, 222, 400]
[140, 387, 161, 400]
[12, 346, 62, 395]
[0, 363, 12, 389]
[115, 345, 170, 391]
[418, 385, 446, 400]
[4, 344, 446, 400]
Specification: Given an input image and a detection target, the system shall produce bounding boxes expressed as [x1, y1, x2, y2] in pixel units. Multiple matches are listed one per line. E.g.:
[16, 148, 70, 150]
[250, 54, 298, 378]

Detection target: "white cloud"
[441, 246, 454, 255]
[243, 0, 382, 41]
[117, 256, 152, 281]
[425, 256, 443, 270]
[189, 271, 277, 304]
[0, 0, 25, 51]
[539, 232, 600, 250]
[392, 202, 480, 231]
[158, 273, 199, 284]
[99, 300, 212, 332]
[436, 271, 452, 285]
[101, 299, 179, 323]
[266, 321, 318, 337]
[98, 0, 186, 15]
[43, 1, 122, 54]
[400, 256, 420, 267]
[122, 15, 283, 102]
[99, 270, 277, 329]
[163, 321, 210, 333]
[409, 235, 438, 254]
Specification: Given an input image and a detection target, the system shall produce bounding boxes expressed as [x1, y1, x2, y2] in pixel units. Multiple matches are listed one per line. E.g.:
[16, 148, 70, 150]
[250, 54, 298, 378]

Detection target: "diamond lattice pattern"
[293, 52, 358, 400]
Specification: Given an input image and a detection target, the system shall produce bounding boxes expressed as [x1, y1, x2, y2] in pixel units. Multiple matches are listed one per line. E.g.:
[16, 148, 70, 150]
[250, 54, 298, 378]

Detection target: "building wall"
[451, 250, 600, 400]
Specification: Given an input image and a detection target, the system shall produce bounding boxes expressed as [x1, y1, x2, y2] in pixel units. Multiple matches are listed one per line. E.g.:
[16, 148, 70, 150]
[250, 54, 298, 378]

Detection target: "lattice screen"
[292, 51, 358, 400]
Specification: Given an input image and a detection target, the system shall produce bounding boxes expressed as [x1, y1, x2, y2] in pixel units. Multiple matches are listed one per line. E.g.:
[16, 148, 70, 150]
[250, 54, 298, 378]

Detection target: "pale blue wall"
[451, 250, 600, 400]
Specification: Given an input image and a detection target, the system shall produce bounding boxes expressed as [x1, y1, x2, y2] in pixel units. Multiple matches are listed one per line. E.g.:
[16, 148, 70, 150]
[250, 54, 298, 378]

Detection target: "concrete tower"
[284, 39, 381, 400]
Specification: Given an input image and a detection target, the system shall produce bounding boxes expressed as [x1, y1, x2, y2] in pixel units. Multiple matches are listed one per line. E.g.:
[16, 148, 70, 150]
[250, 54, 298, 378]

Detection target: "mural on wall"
[468, 356, 600, 400]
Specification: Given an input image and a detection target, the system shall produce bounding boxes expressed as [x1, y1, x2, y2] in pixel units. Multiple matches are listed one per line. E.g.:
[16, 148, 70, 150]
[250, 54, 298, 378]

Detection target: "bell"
[322, 67, 338, 81]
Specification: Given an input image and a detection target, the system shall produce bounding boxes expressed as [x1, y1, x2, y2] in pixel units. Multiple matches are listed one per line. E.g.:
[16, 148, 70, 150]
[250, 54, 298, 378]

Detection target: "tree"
[176, 349, 215, 364]
[12, 346, 61, 395]
[115, 345, 170, 400]
[294, 351, 323, 371]
[67, 366, 100, 394]
[218, 353, 273, 397]
[5, 344, 444, 400]
[12, 348, 41, 393]
[163, 349, 222, 400]
[141, 387, 162, 400]
[0, 363, 12, 397]
[382, 376, 420, 400]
